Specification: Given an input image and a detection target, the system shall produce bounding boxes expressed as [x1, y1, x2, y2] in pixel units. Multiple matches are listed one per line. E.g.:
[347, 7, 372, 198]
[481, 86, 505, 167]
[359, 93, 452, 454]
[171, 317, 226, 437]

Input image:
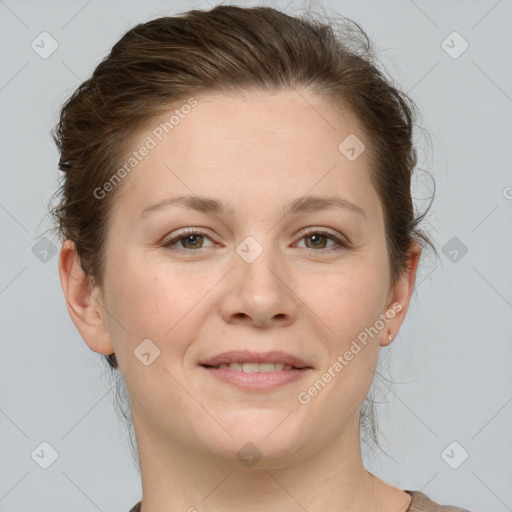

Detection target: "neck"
[133, 410, 404, 512]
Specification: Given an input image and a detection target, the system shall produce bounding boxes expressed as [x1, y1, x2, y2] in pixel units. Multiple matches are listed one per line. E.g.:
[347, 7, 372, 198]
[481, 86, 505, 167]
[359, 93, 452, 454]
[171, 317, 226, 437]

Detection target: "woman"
[50, 5, 471, 511]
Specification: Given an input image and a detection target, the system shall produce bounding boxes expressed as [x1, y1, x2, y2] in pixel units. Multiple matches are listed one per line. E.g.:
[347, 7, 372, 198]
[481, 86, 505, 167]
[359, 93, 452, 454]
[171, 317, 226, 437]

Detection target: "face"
[62, 88, 418, 468]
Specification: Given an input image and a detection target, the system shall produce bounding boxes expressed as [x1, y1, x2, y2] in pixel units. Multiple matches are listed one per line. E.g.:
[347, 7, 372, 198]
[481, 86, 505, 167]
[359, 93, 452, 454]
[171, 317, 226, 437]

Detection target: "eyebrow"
[139, 194, 367, 219]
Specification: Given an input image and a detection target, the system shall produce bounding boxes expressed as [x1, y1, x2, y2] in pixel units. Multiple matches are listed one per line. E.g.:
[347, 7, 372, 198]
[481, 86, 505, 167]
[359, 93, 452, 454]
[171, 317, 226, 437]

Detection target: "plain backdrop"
[1, 0, 511, 511]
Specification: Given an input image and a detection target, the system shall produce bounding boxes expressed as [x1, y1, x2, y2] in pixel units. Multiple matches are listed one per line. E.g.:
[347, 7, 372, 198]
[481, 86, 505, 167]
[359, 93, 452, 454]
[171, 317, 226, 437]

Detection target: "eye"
[294, 229, 349, 253]
[161, 229, 216, 251]
[161, 227, 349, 253]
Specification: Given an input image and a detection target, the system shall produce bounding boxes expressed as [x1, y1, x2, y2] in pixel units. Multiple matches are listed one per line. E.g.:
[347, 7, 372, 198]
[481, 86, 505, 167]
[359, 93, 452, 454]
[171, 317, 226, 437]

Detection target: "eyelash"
[161, 228, 349, 254]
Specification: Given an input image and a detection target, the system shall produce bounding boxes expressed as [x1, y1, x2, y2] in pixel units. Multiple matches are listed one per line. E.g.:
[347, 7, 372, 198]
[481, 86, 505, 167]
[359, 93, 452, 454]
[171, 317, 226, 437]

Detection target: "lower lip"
[199, 365, 311, 391]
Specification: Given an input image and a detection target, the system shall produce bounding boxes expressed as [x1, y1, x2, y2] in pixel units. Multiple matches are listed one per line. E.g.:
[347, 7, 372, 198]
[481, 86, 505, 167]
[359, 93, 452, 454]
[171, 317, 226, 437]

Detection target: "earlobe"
[58, 240, 115, 355]
[380, 241, 422, 347]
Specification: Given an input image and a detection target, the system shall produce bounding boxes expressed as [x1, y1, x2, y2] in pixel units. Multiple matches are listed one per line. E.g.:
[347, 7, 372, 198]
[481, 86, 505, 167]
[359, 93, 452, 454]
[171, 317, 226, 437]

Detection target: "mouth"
[201, 362, 301, 371]
[198, 350, 313, 391]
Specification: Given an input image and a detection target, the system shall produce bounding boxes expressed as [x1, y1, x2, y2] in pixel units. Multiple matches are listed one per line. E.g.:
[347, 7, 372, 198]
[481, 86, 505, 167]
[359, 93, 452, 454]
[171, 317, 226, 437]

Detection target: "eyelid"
[293, 228, 350, 252]
[161, 227, 218, 249]
[295, 226, 348, 243]
[161, 226, 349, 252]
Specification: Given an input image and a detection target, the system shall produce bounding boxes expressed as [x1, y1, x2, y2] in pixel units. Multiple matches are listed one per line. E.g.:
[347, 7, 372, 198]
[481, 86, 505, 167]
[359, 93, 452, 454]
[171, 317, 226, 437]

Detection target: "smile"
[199, 364, 312, 391]
[206, 362, 296, 372]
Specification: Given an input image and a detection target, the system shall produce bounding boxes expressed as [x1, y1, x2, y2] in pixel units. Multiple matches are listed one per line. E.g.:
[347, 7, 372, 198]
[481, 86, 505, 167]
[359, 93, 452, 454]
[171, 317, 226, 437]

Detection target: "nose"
[219, 241, 300, 328]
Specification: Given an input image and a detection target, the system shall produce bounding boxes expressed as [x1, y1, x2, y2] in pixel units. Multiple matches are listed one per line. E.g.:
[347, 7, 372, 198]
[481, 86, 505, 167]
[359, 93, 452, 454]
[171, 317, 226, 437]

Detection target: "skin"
[59, 88, 421, 512]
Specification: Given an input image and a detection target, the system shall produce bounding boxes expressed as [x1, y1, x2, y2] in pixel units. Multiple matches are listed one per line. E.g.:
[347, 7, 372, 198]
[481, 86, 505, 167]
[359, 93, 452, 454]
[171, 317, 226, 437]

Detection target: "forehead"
[164, 88, 362, 156]
[108, 88, 380, 223]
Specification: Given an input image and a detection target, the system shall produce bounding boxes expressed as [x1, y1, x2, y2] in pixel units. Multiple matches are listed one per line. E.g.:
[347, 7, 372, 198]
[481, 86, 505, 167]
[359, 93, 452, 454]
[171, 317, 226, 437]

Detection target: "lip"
[199, 365, 312, 391]
[198, 350, 311, 369]
[198, 350, 313, 392]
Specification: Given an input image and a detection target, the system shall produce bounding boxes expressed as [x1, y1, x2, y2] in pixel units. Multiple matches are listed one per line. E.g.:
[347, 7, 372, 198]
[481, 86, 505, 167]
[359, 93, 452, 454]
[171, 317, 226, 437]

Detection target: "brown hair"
[49, 4, 436, 453]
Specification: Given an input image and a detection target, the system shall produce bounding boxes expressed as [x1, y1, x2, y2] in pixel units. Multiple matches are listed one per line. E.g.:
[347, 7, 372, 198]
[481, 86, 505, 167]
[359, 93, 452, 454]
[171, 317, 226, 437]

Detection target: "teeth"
[242, 363, 260, 373]
[215, 362, 294, 372]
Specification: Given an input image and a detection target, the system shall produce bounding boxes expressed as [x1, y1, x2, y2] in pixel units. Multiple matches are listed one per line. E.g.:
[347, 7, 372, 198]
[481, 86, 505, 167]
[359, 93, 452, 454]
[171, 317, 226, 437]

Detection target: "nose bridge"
[235, 230, 286, 293]
[221, 229, 300, 324]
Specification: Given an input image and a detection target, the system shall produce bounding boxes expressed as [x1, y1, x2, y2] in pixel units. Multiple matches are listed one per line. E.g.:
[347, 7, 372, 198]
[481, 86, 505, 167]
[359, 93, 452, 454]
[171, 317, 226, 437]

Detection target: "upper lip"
[199, 350, 312, 369]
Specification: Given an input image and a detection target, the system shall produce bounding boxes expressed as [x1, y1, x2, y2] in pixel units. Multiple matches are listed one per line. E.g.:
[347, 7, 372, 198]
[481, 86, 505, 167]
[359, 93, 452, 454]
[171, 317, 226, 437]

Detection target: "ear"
[380, 240, 422, 347]
[58, 240, 115, 356]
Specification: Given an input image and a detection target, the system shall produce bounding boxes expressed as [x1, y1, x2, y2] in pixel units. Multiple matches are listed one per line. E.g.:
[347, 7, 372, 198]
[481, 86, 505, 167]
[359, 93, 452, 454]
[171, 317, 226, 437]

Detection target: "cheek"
[313, 258, 387, 334]
[304, 256, 386, 393]
[102, 253, 196, 355]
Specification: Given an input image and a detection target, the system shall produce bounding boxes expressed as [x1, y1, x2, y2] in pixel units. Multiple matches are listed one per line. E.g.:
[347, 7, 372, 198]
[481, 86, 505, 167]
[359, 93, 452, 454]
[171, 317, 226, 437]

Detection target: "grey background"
[1, 0, 511, 511]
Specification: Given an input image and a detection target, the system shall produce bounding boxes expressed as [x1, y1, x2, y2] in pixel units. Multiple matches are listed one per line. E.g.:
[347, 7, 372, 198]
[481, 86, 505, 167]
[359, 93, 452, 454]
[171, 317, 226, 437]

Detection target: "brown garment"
[128, 489, 472, 511]
[404, 490, 471, 511]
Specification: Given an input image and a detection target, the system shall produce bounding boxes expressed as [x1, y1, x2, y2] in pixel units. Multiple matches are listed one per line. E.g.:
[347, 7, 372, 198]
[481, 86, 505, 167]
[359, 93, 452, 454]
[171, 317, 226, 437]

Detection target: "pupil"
[187, 235, 201, 247]
[307, 234, 326, 249]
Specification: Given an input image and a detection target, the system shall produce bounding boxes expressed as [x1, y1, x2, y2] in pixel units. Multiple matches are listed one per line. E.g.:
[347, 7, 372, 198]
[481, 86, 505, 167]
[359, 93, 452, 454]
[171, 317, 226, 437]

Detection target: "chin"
[195, 410, 312, 467]
[204, 436, 308, 471]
